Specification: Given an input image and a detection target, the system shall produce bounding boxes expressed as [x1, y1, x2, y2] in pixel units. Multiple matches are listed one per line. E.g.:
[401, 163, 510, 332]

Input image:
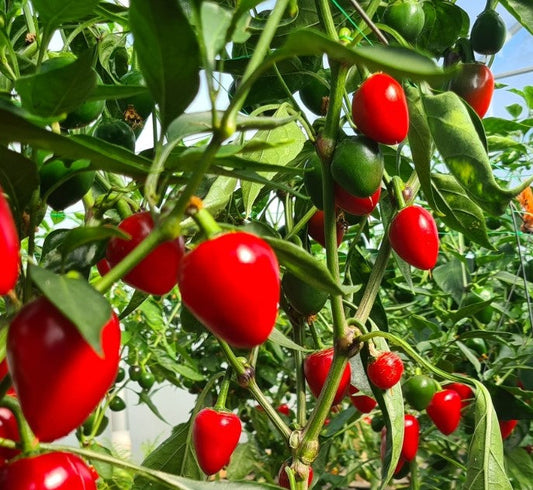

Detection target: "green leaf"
[275, 29, 448, 83]
[418, 0, 470, 57]
[432, 259, 467, 305]
[134, 423, 203, 488]
[506, 447, 533, 488]
[225, 442, 260, 480]
[129, 0, 200, 131]
[16, 52, 97, 118]
[167, 111, 299, 143]
[0, 102, 150, 177]
[0, 146, 39, 213]
[59, 225, 129, 258]
[29, 265, 112, 355]
[406, 85, 436, 210]
[87, 84, 151, 102]
[263, 236, 344, 296]
[241, 105, 305, 217]
[201, 2, 233, 70]
[431, 173, 493, 249]
[268, 328, 311, 352]
[32, 0, 100, 26]
[499, 0, 533, 35]
[423, 91, 533, 216]
[464, 381, 513, 490]
[138, 391, 168, 424]
[362, 340, 404, 489]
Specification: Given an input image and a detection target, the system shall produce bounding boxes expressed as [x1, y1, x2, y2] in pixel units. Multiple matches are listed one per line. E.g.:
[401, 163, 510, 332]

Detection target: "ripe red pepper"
[276, 403, 291, 416]
[106, 211, 185, 295]
[0, 188, 20, 295]
[445, 382, 474, 408]
[7, 297, 121, 442]
[402, 415, 420, 461]
[349, 385, 377, 413]
[304, 348, 351, 405]
[0, 451, 98, 489]
[389, 205, 439, 270]
[178, 232, 280, 349]
[499, 419, 518, 440]
[380, 427, 407, 475]
[193, 407, 242, 475]
[0, 407, 19, 466]
[307, 210, 345, 248]
[352, 73, 409, 145]
[426, 389, 462, 435]
[334, 184, 381, 216]
[449, 63, 494, 118]
[367, 352, 404, 390]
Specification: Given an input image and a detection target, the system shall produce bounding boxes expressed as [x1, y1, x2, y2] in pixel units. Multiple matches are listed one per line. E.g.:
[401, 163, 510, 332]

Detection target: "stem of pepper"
[213, 369, 232, 411]
[0, 396, 38, 454]
[217, 340, 291, 440]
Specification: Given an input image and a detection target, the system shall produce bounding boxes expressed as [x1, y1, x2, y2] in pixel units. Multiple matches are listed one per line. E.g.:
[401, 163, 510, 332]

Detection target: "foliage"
[0, 0, 532, 489]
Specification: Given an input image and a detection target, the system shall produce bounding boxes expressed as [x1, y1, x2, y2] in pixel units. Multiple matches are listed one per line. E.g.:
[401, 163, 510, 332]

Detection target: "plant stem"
[217, 340, 292, 440]
[348, 0, 389, 45]
[293, 318, 307, 428]
[0, 396, 37, 454]
[222, 0, 290, 130]
[92, 225, 168, 294]
[214, 369, 232, 411]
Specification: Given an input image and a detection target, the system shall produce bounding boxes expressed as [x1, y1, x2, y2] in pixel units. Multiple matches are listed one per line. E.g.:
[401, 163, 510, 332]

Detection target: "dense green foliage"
[0, 0, 532, 489]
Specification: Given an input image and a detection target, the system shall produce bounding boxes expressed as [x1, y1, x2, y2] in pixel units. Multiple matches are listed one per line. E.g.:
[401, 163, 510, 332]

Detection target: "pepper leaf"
[29, 265, 112, 355]
[423, 91, 533, 216]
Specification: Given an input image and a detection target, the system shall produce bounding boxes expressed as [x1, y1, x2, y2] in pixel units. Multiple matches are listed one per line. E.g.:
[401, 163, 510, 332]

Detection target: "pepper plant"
[0, 0, 532, 489]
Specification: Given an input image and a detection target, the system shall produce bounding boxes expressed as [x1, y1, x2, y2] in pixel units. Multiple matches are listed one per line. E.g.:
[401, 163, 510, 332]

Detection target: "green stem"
[214, 369, 232, 411]
[217, 340, 292, 440]
[284, 206, 317, 241]
[0, 396, 37, 454]
[298, 353, 348, 451]
[188, 204, 223, 239]
[357, 330, 474, 386]
[40, 443, 190, 490]
[293, 318, 307, 428]
[315, 0, 338, 39]
[354, 238, 392, 324]
[221, 0, 290, 132]
[92, 225, 170, 294]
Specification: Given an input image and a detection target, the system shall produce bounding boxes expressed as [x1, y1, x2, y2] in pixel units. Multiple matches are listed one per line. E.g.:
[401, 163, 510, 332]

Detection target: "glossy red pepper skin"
[178, 232, 279, 349]
[304, 348, 351, 406]
[0, 451, 98, 489]
[352, 73, 409, 145]
[402, 414, 420, 461]
[449, 63, 494, 118]
[426, 389, 462, 435]
[389, 205, 439, 270]
[193, 408, 242, 475]
[349, 385, 377, 413]
[0, 189, 20, 295]
[0, 407, 19, 466]
[367, 352, 404, 390]
[307, 210, 345, 248]
[276, 404, 291, 416]
[445, 382, 474, 408]
[7, 297, 121, 442]
[334, 184, 381, 216]
[106, 211, 185, 295]
[499, 419, 518, 440]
